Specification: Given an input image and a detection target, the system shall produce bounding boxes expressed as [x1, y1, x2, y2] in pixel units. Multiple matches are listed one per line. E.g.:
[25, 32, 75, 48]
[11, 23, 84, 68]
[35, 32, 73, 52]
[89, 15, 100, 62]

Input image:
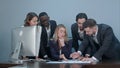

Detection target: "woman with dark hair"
[24, 12, 38, 26]
[49, 24, 72, 61]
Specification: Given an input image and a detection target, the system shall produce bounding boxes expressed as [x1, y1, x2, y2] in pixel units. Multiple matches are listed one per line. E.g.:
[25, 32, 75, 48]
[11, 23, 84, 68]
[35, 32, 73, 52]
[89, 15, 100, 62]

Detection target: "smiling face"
[77, 18, 86, 30]
[28, 16, 38, 26]
[39, 15, 49, 27]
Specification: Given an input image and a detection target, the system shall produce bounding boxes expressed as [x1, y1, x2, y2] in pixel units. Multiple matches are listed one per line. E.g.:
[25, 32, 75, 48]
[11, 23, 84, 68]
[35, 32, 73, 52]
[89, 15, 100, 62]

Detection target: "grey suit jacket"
[80, 24, 120, 61]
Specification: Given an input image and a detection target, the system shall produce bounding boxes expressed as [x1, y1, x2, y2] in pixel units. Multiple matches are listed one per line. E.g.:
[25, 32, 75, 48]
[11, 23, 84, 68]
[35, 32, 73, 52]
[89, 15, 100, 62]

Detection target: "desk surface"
[1, 60, 120, 68]
[0, 60, 22, 68]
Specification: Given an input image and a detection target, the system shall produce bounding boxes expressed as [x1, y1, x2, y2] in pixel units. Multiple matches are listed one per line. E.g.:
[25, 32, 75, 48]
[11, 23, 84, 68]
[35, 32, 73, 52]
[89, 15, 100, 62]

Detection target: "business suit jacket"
[38, 20, 57, 58]
[80, 24, 120, 61]
[49, 39, 72, 61]
[71, 23, 84, 52]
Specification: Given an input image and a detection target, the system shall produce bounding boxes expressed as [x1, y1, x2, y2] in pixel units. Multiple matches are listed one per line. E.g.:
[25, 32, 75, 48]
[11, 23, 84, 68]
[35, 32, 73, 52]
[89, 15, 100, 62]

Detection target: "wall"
[0, 0, 120, 60]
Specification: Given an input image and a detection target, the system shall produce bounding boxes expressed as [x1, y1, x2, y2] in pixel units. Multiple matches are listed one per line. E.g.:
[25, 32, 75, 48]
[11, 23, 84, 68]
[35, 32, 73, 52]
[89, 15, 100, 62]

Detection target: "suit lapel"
[97, 25, 101, 46]
[75, 23, 80, 39]
[49, 21, 54, 38]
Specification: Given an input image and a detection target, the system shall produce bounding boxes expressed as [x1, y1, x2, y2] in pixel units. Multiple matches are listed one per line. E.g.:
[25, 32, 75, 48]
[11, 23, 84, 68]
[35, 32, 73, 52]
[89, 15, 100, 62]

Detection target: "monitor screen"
[11, 26, 42, 59]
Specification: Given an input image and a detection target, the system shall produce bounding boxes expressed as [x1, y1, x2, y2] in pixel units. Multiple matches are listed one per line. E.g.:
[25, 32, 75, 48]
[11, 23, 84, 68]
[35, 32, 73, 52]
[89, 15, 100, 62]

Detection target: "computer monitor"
[11, 26, 42, 59]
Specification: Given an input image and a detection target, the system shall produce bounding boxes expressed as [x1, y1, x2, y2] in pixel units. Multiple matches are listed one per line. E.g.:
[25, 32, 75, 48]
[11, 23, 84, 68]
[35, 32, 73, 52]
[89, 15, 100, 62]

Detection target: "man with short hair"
[71, 13, 88, 52]
[71, 19, 120, 62]
[38, 12, 57, 59]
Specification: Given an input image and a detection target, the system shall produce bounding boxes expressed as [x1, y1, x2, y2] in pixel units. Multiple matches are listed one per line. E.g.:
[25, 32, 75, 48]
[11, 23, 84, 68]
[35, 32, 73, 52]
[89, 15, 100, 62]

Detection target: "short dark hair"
[39, 12, 48, 18]
[76, 13, 88, 21]
[83, 19, 97, 29]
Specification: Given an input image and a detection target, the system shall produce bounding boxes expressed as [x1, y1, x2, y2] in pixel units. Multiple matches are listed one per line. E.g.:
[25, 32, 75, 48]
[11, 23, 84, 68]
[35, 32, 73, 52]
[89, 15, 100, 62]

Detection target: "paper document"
[47, 60, 91, 64]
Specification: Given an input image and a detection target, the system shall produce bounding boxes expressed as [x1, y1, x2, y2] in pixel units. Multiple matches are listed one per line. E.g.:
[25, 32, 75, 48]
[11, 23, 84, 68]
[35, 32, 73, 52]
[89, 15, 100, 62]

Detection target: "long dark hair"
[24, 12, 38, 26]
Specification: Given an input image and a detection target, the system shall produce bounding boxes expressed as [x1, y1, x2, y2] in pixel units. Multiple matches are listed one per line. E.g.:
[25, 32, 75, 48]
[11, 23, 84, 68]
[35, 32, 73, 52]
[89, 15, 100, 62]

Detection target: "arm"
[49, 40, 60, 60]
[61, 41, 72, 59]
[79, 34, 90, 54]
[39, 27, 48, 58]
[70, 34, 89, 59]
[71, 24, 79, 51]
[93, 27, 114, 60]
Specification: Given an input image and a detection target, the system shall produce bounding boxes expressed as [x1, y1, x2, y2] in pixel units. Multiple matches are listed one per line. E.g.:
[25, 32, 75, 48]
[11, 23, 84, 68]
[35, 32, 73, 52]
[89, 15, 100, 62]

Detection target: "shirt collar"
[93, 25, 98, 37]
[78, 28, 84, 33]
[45, 22, 51, 30]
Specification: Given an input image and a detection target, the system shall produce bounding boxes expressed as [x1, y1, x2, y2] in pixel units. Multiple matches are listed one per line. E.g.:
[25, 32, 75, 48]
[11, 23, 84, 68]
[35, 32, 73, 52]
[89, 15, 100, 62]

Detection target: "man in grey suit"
[70, 19, 120, 62]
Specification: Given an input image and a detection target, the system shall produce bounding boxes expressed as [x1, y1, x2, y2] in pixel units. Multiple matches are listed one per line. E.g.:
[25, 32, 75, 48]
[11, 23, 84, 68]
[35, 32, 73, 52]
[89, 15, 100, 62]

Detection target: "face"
[28, 16, 38, 26]
[57, 27, 66, 39]
[77, 18, 86, 30]
[84, 27, 95, 36]
[40, 15, 49, 27]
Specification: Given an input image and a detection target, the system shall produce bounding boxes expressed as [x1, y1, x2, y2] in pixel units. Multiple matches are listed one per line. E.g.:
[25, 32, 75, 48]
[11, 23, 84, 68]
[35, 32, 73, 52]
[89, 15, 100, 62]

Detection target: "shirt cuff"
[77, 51, 82, 55]
[92, 56, 99, 62]
[85, 54, 90, 57]
[44, 55, 48, 58]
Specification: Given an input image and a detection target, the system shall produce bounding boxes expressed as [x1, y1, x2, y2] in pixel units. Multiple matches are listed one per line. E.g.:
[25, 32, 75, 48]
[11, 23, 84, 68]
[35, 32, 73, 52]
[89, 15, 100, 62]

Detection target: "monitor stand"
[10, 42, 23, 63]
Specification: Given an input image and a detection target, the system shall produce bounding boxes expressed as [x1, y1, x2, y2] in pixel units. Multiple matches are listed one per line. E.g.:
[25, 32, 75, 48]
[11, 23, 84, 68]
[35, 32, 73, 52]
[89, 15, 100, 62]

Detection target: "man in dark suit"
[71, 19, 120, 62]
[71, 13, 88, 52]
[38, 12, 57, 59]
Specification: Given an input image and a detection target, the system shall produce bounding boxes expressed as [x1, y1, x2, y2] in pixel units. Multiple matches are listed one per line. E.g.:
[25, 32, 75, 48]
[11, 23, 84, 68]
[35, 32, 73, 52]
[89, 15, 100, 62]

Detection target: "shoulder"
[98, 24, 112, 31]
[71, 23, 78, 32]
[71, 23, 77, 27]
[71, 23, 78, 30]
[49, 39, 56, 45]
[65, 40, 72, 47]
[99, 24, 111, 28]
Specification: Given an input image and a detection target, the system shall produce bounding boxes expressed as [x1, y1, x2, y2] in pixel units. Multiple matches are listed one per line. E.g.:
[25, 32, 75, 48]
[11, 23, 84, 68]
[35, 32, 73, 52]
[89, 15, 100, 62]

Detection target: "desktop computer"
[11, 26, 42, 60]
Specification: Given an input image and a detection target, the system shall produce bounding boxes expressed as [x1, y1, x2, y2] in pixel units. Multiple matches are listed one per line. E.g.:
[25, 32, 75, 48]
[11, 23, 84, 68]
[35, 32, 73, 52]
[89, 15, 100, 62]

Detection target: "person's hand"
[85, 54, 90, 58]
[81, 57, 91, 61]
[59, 38, 65, 47]
[77, 54, 90, 60]
[70, 52, 81, 59]
[81, 57, 98, 64]
[60, 54, 67, 60]
[78, 56, 84, 60]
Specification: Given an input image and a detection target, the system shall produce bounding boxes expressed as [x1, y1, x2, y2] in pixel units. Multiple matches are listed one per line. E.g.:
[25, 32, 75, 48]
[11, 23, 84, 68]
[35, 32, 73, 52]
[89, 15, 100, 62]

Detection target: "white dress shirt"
[78, 28, 84, 39]
[92, 25, 99, 44]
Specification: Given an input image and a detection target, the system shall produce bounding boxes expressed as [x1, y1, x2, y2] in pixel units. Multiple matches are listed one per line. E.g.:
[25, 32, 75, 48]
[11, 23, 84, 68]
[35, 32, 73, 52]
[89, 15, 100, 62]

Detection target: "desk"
[1, 61, 120, 68]
[0, 59, 22, 68]
[0, 63, 21, 68]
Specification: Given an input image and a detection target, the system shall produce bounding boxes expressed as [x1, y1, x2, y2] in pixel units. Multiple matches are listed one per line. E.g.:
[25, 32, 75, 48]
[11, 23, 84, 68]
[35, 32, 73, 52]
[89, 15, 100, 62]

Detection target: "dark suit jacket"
[38, 20, 57, 58]
[49, 40, 72, 61]
[80, 24, 120, 61]
[71, 23, 84, 51]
